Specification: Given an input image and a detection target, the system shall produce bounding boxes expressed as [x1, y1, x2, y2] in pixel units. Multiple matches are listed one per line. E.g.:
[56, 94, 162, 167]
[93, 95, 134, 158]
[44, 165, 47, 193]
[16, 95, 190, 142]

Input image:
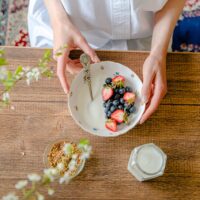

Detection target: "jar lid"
[135, 144, 164, 175]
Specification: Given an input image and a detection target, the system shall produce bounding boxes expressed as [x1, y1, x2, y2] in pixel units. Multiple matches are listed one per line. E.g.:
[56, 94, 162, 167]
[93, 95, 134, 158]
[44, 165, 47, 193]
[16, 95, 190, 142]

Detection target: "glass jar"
[128, 143, 167, 181]
[43, 138, 85, 179]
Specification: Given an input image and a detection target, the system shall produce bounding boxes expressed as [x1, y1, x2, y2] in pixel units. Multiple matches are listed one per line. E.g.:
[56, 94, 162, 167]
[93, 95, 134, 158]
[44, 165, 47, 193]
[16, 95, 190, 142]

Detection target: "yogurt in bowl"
[68, 61, 145, 137]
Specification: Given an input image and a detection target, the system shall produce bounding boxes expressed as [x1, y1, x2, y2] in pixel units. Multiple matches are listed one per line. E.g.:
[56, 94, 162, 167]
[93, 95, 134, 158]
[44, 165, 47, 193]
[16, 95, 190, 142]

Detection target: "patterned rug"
[0, 0, 200, 51]
[0, 0, 29, 46]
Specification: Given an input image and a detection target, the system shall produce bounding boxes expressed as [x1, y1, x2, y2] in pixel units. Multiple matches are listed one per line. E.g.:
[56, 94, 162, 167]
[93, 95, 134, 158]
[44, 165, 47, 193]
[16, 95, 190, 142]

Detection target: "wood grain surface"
[0, 47, 200, 200]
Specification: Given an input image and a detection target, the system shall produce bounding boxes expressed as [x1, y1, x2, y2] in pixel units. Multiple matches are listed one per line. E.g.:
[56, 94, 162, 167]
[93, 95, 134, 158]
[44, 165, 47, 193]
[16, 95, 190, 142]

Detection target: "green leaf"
[3, 80, 14, 89]
[42, 69, 53, 78]
[55, 52, 62, 57]
[0, 58, 8, 66]
[14, 66, 23, 76]
[43, 49, 51, 59]
[79, 139, 90, 146]
[7, 71, 13, 80]
[0, 49, 5, 56]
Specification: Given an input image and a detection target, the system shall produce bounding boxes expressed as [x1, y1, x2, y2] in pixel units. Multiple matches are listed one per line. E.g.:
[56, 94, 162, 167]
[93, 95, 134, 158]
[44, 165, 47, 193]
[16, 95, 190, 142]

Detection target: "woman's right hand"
[44, 0, 99, 93]
[51, 18, 99, 94]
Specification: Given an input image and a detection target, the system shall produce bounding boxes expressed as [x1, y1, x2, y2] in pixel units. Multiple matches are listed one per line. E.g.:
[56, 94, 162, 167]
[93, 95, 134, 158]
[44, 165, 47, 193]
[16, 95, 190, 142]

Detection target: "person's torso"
[28, 0, 167, 49]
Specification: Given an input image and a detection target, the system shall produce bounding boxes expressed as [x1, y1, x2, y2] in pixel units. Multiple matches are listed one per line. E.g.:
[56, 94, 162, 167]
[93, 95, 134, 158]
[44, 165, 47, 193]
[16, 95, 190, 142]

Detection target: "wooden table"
[0, 47, 200, 200]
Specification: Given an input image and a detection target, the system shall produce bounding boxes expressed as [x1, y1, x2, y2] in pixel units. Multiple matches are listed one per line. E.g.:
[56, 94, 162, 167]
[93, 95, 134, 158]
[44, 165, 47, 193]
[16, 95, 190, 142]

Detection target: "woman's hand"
[53, 21, 100, 93]
[140, 54, 167, 124]
[44, 0, 99, 94]
[139, 0, 185, 124]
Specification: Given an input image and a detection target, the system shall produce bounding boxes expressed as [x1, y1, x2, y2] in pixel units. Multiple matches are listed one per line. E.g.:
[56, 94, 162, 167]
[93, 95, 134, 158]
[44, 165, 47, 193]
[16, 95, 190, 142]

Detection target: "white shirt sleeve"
[132, 0, 168, 12]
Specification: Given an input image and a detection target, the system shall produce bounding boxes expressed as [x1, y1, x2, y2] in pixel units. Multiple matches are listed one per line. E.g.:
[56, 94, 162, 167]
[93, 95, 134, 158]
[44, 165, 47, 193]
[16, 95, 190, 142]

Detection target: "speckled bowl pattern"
[68, 61, 145, 137]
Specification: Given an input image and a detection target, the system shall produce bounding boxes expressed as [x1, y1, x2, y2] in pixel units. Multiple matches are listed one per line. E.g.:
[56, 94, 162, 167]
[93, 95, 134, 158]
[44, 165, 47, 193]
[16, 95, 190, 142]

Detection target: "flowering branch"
[2, 139, 92, 200]
[0, 49, 53, 107]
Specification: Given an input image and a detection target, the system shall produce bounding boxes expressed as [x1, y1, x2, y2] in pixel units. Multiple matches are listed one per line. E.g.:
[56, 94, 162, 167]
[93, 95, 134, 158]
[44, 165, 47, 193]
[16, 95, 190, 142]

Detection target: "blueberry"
[125, 86, 132, 92]
[105, 77, 112, 84]
[119, 88, 125, 95]
[125, 104, 132, 113]
[120, 98, 125, 104]
[114, 94, 121, 100]
[126, 110, 130, 116]
[124, 103, 129, 108]
[107, 111, 111, 118]
[103, 102, 107, 107]
[114, 88, 119, 94]
[106, 101, 112, 108]
[105, 107, 110, 113]
[129, 106, 136, 113]
[113, 100, 119, 106]
[110, 106, 116, 113]
[118, 105, 123, 110]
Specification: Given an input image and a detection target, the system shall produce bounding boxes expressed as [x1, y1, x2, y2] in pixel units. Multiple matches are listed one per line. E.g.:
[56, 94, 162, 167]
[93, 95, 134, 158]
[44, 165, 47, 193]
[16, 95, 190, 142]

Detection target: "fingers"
[140, 78, 167, 124]
[57, 50, 70, 94]
[66, 59, 82, 74]
[77, 37, 100, 63]
[141, 67, 155, 104]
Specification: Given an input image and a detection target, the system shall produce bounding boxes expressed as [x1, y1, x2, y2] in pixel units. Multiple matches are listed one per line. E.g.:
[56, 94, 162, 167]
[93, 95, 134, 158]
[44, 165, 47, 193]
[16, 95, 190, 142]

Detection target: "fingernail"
[64, 88, 68, 94]
[139, 119, 144, 125]
[142, 96, 148, 104]
[93, 55, 100, 63]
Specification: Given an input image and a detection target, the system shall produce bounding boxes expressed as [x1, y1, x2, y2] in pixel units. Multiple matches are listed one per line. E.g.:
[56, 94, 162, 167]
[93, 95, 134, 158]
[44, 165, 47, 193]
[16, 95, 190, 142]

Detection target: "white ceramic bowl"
[68, 61, 145, 137]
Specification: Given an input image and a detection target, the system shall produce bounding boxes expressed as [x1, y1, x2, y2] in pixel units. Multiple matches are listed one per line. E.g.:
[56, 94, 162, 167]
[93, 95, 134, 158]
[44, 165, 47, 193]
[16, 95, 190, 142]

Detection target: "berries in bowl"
[102, 75, 137, 132]
[68, 61, 145, 137]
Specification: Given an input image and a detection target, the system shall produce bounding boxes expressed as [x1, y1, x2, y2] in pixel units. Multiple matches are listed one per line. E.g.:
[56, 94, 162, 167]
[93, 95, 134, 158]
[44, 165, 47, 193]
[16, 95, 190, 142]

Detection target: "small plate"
[68, 61, 145, 137]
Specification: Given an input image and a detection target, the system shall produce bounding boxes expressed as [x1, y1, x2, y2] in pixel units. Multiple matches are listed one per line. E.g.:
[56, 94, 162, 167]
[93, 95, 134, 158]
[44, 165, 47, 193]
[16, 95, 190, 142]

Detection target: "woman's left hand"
[140, 54, 167, 124]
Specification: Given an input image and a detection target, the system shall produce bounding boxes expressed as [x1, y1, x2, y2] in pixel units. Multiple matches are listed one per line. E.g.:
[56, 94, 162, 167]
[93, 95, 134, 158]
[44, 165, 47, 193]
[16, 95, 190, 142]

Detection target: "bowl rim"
[68, 61, 145, 137]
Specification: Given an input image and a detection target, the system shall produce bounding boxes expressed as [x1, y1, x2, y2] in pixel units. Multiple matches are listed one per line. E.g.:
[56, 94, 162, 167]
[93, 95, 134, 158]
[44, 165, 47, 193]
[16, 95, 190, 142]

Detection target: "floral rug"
[0, 0, 29, 46]
[172, 0, 200, 52]
[0, 0, 200, 51]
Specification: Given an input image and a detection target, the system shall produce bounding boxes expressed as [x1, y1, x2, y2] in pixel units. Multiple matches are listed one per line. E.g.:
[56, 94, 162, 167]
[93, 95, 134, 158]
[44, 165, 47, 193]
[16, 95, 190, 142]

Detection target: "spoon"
[80, 53, 94, 101]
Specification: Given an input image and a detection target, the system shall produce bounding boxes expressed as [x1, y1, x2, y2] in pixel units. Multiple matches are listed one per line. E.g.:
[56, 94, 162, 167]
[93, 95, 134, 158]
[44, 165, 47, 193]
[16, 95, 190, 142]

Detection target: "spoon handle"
[80, 53, 94, 101]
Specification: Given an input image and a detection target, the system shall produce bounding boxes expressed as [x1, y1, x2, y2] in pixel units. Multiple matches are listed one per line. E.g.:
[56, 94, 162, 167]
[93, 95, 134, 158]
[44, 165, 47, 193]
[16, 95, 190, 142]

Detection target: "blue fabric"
[172, 16, 200, 52]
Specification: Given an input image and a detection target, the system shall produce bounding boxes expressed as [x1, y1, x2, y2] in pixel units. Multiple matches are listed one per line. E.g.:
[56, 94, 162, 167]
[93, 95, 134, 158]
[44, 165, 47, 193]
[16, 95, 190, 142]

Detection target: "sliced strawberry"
[111, 109, 125, 123]
[102, 86, 113, 101]
[112, 75, 125, 87]
[123, 92, 136, 104]
[105, 119, 117, 132]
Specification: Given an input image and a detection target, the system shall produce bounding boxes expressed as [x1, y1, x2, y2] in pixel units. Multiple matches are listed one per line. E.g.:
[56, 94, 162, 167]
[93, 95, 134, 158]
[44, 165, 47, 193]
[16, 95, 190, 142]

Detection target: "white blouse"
[28, 0, 167, 50]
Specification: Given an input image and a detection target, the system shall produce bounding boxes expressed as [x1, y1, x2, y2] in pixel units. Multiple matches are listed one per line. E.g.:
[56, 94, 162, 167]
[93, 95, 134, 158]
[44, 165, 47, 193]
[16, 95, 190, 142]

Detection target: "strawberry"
[105, 119, 117, 132]
[123, 92, 136, 104]
[111, 109, 125, 123]
[102, 86, 113, 101]
[112, 75, 125, 87]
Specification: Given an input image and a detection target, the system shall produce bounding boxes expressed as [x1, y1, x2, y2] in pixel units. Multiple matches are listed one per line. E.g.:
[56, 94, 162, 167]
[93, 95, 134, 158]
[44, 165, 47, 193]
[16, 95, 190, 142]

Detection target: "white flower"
[25, 67, 41, 85]
[15, 180, 28, 190]
[2, 92, 10, 102]
[80, 152, 90, 160]
[23, 66, 30, 72]
[32, 68, 40, 81]
[56, 162, 64, 171]
[26, 71, 32, 85]
[79, 145, 92, 160]
[68, 159, 77, 171]
[0, 67, 7, 80]
[48, 188, 55, 196]
[44, 168, 58, 182]
[59, 172, 70, 184]
[63, 143, 72, 155]
[72, 154, 78, 160]
[2, 193, 19, 200]
[27, 173, 41, 182]
[37, 193, 44, 200]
